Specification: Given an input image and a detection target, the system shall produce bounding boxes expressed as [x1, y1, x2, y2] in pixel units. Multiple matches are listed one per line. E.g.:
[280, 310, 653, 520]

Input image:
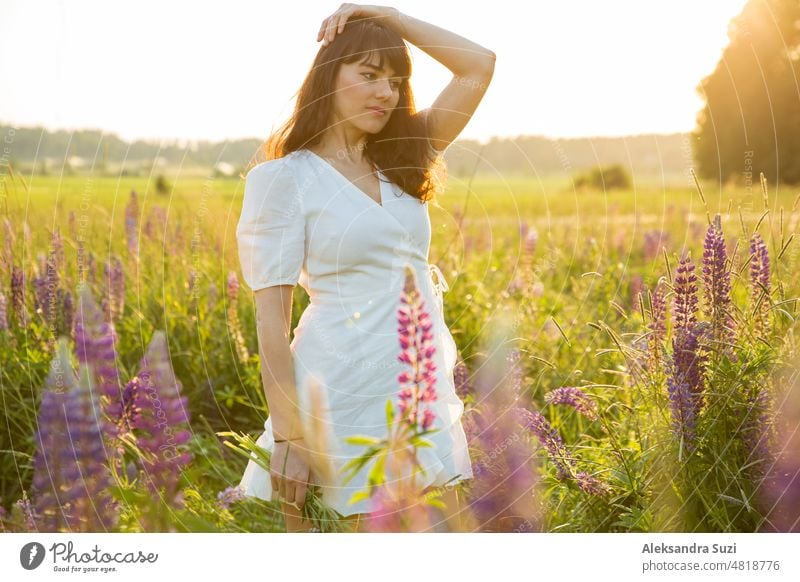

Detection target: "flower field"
[1, 169, 798, 533]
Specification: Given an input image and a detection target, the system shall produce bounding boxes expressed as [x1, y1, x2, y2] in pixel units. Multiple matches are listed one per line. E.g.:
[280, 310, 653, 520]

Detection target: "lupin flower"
[749, 232, 771, 335]
[466, 340, 541, 531]
[666, 322, 709, 451]
[701, 214, 735, 349]
[216, 485, 246, 510]
[31, 339, 119, 532]
[73, 286, 122, 409]
[34, 248, 61, 328]
[513, 407, 576, 479]
[103, 257, 125, 320]
[226, 271, 249, 362]
[673, 251, 698, 332]
[395, 265, 438, 433]
[124, 331, 193, 504]
[11, 266, 26, 324]
[544, 386, 599, 421]
[643, 278, 668, 375]
[453, 356, 472, 400]
[17, 491, 38, 532]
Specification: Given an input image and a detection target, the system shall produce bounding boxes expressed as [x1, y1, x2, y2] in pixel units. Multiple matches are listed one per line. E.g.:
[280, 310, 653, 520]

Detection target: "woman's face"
[331, 57, 402, 135]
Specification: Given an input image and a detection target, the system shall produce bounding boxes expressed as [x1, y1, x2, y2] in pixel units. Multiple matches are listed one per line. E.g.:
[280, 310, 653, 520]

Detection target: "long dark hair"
[254, 16, 444, 203]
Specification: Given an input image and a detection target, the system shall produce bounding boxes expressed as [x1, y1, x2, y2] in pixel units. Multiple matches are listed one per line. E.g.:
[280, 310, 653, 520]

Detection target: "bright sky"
[0, 0, 749, 145]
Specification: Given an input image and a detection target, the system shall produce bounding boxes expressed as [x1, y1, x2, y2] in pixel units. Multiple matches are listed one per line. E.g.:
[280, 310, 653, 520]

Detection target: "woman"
[236, 3, 495, 532]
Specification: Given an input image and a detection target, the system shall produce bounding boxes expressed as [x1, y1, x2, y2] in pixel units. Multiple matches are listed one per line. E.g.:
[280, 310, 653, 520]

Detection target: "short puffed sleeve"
[236, 158, 305, 291]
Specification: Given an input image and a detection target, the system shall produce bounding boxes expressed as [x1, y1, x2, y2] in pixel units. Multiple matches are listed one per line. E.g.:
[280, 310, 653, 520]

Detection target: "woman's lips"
[367, 107, 386, 116]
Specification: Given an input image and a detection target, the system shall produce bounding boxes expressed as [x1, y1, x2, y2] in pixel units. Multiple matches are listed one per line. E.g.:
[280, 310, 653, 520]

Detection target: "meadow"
[1, 167, 798, 533]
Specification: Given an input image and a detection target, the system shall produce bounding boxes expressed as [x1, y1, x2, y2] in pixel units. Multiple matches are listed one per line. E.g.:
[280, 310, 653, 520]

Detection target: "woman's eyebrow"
[360, 62, 397, 77]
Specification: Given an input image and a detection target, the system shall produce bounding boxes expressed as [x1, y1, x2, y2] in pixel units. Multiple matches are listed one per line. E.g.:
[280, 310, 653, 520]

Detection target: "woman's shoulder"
[247, 153, 316, 195]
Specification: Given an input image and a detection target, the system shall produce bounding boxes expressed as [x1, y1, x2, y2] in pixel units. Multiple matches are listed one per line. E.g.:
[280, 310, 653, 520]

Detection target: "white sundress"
[235, 148, 474, 517]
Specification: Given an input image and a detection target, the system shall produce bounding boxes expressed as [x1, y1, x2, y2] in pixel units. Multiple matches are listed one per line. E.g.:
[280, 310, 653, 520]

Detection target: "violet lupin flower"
[31, 339, 119, 532]
[465, 338, 541, 532]
[395, 265, 438, 433]
[666, 322, 709, 452]
[513, 406, 576, 479]
[749, 233, 771, 335]
[453, 355, 472, 400]
[644, 278, 668, 375]
[544, 386, 599, 421]
[673, 251, 698, 332]
[216, 485, 246, 510]
[701, 215, 735, 350]
[73, 286, 122, 409]
[11, 266, 26, 324]
[103, 257, 125, 321]
[126, 331, 193, 504]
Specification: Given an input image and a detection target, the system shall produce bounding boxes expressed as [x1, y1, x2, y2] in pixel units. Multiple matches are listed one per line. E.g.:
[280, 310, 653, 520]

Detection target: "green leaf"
[385, 399, 395, 426]
[344, 435, 382, 446]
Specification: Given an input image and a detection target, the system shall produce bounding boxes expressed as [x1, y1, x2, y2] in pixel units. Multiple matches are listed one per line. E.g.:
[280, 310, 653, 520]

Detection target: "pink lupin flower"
[395, 265, 438, 434]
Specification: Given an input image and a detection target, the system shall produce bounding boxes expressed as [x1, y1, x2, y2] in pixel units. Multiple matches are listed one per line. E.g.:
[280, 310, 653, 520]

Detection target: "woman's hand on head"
[317, 4, 396, 46]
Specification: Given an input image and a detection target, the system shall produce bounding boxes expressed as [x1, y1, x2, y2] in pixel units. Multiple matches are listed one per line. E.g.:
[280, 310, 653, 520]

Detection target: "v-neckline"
[303, 149, 386, 209]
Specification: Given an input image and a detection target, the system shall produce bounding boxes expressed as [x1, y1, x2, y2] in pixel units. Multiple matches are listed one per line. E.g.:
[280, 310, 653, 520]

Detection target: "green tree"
[693, 0, 800, 185]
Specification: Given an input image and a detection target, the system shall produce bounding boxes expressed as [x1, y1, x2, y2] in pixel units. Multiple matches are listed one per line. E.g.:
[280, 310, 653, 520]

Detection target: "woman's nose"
[376, 79, 393, 98]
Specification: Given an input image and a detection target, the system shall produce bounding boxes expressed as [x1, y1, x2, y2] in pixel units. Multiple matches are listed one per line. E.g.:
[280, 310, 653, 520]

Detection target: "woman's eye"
[362, 73, 401, 90]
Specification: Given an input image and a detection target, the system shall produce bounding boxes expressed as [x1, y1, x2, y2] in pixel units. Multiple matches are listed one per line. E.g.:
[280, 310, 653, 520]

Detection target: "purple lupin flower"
[666, 322, 709, 451]
[31, 339, 119, 532]
[749, 233, 771, 335]
[125, 190, 140, 260]
[126, 331, 192, 504]
[73, 286, 123, 427]
[10, 265, 26, 324]
[701, 215, 735, 350]
[396, 265, 438, 432]
[644, 278, 668, 375]
[34, 247, 61, 328]
[16, 491, 38, 532]
[103, 257, 125, 321]
[513, 406, 576, 479]
[544, 386, 599, 421]
[453, 355, 471, 400]
[466, 341, 540, 531]
[216, 485, 246, 510]
[673, 251, 698, 332]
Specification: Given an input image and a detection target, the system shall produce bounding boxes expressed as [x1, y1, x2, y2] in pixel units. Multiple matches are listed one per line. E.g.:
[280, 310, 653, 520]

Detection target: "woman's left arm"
[318, 4, 496, 151]
[384, 7, 496, 151]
